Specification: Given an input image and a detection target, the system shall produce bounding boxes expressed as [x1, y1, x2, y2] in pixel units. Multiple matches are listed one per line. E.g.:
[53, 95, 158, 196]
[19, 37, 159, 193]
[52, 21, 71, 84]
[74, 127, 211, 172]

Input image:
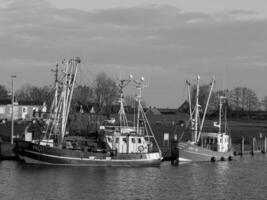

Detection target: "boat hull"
[178, 142, 233, 162]
[14, 140, 161, 167]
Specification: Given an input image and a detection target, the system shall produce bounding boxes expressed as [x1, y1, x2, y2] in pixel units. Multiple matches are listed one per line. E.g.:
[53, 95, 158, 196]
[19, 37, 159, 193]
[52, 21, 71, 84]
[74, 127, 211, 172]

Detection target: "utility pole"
[11, 75, 16, 145]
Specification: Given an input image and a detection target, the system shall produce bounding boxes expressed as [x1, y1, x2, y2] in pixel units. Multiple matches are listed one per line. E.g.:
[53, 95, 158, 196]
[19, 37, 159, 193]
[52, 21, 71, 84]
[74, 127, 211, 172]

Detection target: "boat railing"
[101, 125, 145, 135]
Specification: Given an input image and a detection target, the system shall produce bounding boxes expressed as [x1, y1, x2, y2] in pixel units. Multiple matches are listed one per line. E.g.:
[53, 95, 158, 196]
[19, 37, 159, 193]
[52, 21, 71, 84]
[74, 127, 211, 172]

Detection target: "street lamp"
[11, 75, 16, 145]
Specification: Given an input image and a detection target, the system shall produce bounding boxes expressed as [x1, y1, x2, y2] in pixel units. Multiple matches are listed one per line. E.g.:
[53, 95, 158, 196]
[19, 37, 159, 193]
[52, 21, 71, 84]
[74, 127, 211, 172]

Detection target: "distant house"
[0, 99, 46, 120]
[177, 101, 190, 113]
[75, 102, 100, 114]
[158, 108, 177, 115]
[145, 107, 162, 115]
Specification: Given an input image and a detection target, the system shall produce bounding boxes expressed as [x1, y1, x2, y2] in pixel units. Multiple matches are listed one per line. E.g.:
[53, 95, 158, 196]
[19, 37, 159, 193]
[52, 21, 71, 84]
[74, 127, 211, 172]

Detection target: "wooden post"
[170, 137, 179, 165]
[263, 137, 267, 154]
[240, 137, 244, 156]
[0, 142, 2, 160]
[251, 137, 256, 155]
[11, 75, 16, 145]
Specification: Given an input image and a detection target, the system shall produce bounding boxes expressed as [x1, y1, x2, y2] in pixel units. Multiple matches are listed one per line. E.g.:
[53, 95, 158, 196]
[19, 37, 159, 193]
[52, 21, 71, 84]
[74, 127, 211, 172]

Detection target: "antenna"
[133, 76, 148, 134]
[117, 74, 133, 127]
[51, 64, 59, 87]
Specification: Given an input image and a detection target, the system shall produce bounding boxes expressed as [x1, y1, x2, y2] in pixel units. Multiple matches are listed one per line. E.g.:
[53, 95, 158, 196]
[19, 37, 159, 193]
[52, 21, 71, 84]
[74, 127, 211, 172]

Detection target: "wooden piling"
[251, 137, 256, 155]
[170, 139, 179, 165]
[240, 137, 245, 156]
[0, 142, 2, 161]
[263, 137, 267, 154]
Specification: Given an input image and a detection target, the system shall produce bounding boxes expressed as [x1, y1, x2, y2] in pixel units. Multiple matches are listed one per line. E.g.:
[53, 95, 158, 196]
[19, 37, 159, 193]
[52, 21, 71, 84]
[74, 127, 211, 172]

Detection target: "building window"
[0, 107, 5, 114]
[115, 138, 119, 143]
[163, 133, 169, 146]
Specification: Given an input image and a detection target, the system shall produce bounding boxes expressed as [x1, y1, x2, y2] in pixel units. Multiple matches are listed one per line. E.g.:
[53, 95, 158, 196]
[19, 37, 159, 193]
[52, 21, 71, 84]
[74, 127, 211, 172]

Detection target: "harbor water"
[1, 155, 267, 200]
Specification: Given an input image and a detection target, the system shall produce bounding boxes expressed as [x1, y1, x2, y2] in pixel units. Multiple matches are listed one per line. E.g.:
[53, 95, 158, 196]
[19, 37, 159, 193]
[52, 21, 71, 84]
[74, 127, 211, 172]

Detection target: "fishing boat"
[178, 75, 233, 162]
[14, 58, 162, 166]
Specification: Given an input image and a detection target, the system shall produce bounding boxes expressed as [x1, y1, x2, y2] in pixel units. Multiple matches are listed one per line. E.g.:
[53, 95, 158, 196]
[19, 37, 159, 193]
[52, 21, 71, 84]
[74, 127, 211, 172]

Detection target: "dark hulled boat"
[14, 58, 162, 166]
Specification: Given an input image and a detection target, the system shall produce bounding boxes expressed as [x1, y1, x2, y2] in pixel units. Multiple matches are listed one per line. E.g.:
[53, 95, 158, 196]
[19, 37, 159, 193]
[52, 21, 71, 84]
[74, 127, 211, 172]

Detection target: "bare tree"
[125, 95, 146, 110]
[229, 87, 259, 111]
[0, 85, 9, 100]
[71, 85, 94, 111]
[16, 84, 53, 105]
[93, 72, 119, 117]
[72, 85, 94, 104]
[262, 96, 267, 111]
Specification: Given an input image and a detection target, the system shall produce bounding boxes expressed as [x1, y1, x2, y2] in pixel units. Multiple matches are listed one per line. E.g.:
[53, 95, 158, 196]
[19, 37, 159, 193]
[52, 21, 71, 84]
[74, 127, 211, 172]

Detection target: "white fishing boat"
[178, 75, 233, 162]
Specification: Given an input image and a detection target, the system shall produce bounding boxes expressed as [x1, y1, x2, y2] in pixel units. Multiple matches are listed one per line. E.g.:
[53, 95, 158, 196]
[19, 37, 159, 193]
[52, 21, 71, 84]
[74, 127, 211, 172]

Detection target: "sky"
[0, 0, 267, 107]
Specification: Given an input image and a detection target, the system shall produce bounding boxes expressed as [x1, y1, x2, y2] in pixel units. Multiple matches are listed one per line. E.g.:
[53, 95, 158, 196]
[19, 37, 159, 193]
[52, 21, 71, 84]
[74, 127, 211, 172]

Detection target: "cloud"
[227, 10, 258, 16]
[1, 0, 267, 106]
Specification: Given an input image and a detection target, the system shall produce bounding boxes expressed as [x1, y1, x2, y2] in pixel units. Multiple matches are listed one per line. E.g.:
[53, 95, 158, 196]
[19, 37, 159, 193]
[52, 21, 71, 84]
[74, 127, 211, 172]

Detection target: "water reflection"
[2, 157, 267, 200]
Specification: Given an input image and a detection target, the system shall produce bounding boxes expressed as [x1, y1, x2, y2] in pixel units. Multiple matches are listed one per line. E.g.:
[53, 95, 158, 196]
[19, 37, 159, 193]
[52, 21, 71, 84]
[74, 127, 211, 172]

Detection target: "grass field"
[0, 113, 266, 152]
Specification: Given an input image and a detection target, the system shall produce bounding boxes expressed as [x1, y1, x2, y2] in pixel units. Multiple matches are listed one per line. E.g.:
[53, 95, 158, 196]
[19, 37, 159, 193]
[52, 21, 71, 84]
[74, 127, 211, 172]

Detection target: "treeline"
[190, 84, 267, 112]
[1, 73, 267, 113]
[0, 73, 121, 116]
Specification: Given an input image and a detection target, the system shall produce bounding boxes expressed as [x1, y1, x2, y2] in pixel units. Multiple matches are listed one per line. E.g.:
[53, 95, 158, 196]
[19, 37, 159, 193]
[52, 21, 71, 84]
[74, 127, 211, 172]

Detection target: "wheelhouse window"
[131, 138, 135, 143]
[138, 138, 142, 144]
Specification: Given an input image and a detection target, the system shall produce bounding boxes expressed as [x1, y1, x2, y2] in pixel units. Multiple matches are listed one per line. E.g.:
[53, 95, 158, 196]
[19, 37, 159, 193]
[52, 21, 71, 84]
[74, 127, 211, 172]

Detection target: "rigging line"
[76, 67, 86, 86]
[78, 65, 90, 86]
[140, 105, 161, 153]
[78, 64, 93, 86]
[80, 62, 95, 84]
[182, 79, 188, 103]
[80, 68, 93, 87]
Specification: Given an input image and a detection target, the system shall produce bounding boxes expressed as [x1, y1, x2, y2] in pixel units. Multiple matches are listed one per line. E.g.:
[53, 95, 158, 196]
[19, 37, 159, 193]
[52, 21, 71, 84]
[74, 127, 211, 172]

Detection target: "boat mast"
[11, 75, 16, 145]
[59, 57, 80, 142]
[197, 77, 215, 143]
[186, 79, 194, 141]
[219, 96, 222, 134]
[194, 75, 200, 143]
[118, 75, 132, 127]
[133, 77, 162, 155]
[134, 77, 146, 135]
[219, 96, 226, 134]
[186, 80, 193, 121]
[53, 64, 59, 109]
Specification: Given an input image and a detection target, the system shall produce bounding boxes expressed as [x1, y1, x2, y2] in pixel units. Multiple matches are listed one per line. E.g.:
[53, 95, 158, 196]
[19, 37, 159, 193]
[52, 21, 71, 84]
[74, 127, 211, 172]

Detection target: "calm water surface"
[1, 155, 267, 200]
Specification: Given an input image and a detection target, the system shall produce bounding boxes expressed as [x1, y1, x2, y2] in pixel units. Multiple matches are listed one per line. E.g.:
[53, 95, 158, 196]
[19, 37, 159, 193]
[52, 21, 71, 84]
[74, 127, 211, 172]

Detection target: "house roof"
[158, 108, 177, 115]
[0, 99, 44, 106]
[18, 101, 44, 106]
[0, 99, 12, 105]
[146, 107, 162, 115]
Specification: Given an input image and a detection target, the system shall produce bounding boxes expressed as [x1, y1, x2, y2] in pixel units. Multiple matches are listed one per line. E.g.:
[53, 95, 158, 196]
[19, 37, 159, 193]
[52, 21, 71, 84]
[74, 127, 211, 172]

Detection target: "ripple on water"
[1, 156, 267, 200]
